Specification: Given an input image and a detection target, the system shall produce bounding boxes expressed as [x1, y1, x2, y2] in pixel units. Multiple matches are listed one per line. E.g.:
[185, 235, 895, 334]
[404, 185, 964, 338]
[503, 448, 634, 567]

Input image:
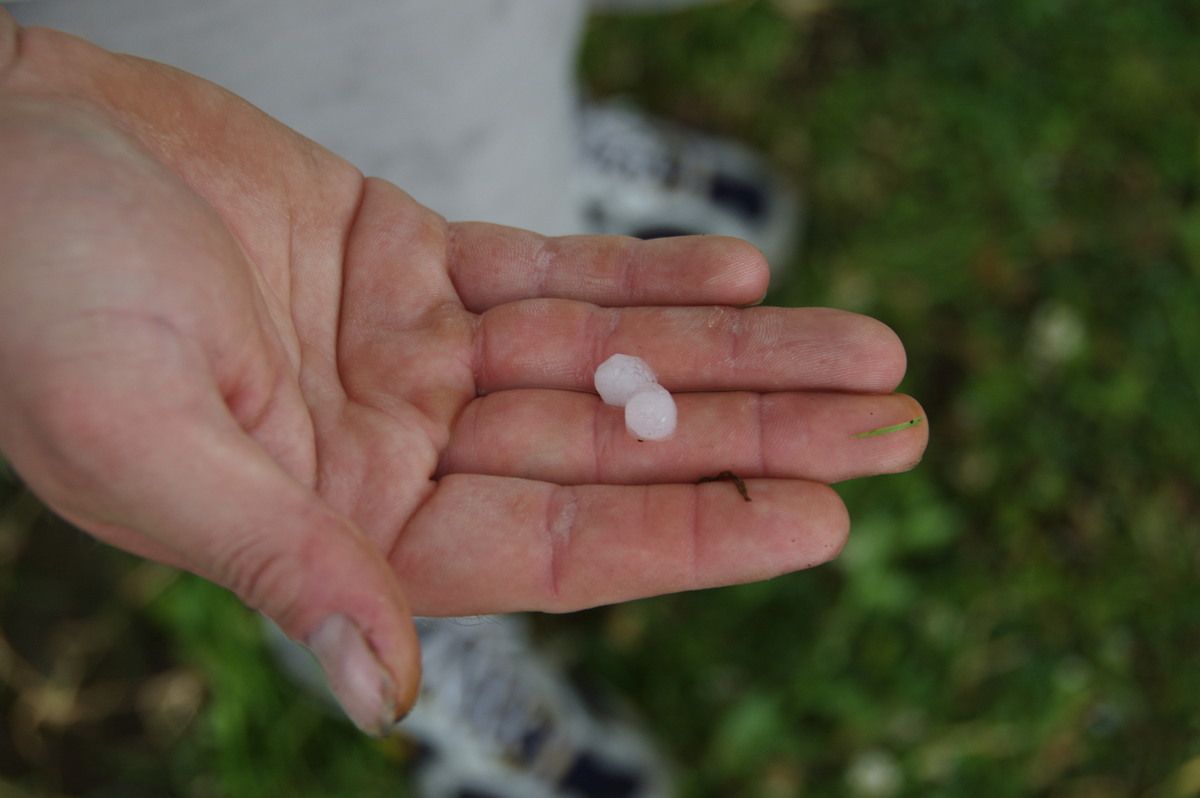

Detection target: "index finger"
[391, 474, 849, 617]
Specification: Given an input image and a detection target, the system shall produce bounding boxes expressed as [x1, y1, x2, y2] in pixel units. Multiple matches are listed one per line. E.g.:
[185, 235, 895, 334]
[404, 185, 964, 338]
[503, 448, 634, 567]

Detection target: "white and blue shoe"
[267, 615, 674, 798]
[576, 99, 802, 285]
[404, 617, 673, 798]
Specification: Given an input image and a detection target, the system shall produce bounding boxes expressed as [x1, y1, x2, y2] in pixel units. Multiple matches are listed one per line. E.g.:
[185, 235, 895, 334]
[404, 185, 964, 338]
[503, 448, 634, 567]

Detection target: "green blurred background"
[2, 1, 1199, 796]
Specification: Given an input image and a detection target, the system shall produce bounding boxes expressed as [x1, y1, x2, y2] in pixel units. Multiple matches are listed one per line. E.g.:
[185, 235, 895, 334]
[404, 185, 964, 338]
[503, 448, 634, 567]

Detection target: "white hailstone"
[593, 353, 677, 441]
[624, 383, 677, 441]
[594, 353, 659, 407]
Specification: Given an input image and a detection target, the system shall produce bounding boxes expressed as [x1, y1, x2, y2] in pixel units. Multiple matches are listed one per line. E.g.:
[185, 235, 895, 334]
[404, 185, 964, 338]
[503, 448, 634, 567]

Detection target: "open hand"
[0, 14, 926, 734]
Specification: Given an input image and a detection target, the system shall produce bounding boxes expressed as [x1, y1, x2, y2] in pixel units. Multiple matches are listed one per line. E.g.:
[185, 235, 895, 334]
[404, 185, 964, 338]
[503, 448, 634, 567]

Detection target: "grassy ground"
[3, 1, 1200, 796]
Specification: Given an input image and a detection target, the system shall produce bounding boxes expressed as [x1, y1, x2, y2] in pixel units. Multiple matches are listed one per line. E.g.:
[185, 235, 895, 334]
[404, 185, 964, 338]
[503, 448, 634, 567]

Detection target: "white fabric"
[8, 0, 588, 235]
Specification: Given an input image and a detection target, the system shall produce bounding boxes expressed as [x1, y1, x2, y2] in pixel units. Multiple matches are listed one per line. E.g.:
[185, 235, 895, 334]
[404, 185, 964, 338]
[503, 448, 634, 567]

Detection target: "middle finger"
[439, 389, 927, 486]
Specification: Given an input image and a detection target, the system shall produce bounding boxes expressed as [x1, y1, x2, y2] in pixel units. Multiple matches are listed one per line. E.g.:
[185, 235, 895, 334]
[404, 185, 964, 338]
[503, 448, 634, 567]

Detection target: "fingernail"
[306, 614, 398, 737]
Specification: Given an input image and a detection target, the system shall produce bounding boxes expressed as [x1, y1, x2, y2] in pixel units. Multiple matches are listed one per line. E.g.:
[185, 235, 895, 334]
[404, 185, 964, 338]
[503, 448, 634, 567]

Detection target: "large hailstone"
[594, 353, 677, 440]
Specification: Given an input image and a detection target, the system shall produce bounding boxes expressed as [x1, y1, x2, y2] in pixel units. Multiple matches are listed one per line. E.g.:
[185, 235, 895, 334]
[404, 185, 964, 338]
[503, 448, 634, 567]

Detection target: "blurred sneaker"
[406, 617, 673, 798]
[266, 615, 674, 798]
[576, 99, 802, 285]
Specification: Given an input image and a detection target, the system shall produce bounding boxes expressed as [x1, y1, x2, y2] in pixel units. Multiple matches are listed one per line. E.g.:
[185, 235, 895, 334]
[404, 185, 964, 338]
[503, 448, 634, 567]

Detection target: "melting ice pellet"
[594, 354, 677, 440]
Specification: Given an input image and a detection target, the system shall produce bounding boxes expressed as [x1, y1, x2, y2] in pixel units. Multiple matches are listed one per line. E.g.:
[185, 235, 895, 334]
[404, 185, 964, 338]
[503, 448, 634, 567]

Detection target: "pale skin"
[0, 13, 927, 733]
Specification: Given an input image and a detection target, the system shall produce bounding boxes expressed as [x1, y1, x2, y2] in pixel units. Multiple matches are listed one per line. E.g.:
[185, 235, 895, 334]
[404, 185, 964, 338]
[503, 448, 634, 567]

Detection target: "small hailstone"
[594, 353, 658, 407]
[594, 353, 677, 441]
[624, 383, 677, 441]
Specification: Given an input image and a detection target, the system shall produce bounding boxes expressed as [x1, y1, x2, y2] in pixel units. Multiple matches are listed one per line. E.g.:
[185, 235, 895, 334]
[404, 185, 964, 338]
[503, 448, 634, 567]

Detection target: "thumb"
[155, 429, 422, 736]
[7, 367, 421, 735]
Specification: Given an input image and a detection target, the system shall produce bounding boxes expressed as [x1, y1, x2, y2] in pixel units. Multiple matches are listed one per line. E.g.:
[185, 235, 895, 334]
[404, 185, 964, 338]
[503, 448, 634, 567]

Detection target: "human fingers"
[391, 474, 849, 617]
[447, 224, 770, 310]
[476, 302, 906, 395]
[441, 390, 927, 486]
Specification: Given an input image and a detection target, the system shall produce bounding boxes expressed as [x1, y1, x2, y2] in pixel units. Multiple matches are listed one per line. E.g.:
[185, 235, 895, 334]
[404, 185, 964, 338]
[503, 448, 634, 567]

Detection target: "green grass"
[580, 2, 1200, 795]
[3, 1, 1200, 796]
